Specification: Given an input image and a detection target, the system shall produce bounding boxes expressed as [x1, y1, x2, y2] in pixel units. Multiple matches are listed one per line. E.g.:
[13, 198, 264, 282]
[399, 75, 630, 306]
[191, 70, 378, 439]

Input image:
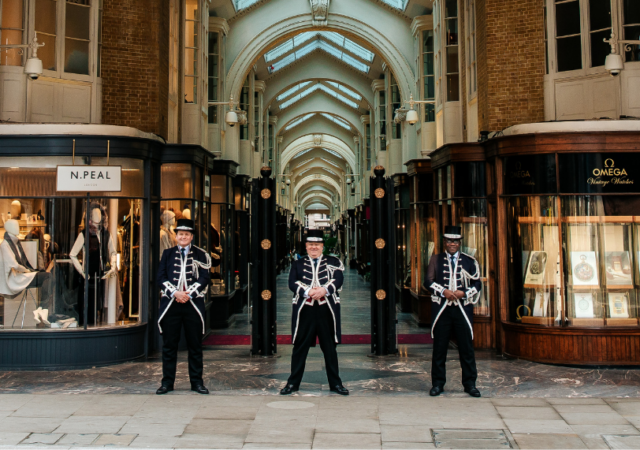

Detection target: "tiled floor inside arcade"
[3, 270, 640, 448]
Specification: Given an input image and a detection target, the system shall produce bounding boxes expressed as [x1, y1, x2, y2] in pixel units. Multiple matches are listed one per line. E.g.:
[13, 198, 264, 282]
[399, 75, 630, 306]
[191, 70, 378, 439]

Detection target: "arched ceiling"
[281, 134, 356, 175]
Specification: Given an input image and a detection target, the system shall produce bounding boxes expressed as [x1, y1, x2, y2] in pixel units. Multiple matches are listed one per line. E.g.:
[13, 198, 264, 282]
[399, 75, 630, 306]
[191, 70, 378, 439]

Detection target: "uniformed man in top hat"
[156, 218, 211, 395]
[425, 225, 482, 397]
[280, 229, 349, 395]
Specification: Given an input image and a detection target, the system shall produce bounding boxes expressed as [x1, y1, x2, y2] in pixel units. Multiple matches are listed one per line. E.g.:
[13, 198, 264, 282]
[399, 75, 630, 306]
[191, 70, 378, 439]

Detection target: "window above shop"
[233, 0, 260, 11]
[379, 0, 409, 11]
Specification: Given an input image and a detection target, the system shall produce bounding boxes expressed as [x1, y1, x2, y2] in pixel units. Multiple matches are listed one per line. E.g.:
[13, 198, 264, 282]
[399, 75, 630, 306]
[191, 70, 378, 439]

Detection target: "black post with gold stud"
[251, 166, 277, 356]
[369, 165, 398, 356]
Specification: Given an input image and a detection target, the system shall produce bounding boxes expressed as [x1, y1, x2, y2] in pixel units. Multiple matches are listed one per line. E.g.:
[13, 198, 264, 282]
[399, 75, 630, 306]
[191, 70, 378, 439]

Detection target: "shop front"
[394, 174, 411, 313]
[490, 126, 640, 364]
[0, 125, 239, 369]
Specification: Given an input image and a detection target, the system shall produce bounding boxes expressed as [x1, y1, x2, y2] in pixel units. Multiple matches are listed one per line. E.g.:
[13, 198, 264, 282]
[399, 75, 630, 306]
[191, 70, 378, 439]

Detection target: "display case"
[355, 201, 371, 278]
[407, 159, 435, 327]
[394, 174, 412, 312]
[491, 132, 640, 365]
[233, 175, 251, 314]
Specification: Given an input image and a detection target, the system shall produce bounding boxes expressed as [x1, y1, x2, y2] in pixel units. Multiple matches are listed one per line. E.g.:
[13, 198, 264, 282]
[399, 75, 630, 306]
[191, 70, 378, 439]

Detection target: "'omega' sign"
[56, 166, 122, 192]
[509, 162, 534, 186]
[588, 159, 633, 187]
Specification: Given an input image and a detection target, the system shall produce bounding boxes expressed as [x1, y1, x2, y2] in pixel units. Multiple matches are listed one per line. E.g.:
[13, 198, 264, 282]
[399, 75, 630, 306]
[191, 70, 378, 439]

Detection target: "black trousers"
[431, 305, 477, 388]
[287, 302, 342, 388]
[160, 302, 204, 387]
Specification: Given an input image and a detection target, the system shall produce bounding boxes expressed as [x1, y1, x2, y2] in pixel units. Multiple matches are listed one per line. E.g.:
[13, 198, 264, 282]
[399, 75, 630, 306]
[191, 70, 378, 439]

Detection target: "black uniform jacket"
[425, 252, 482, 339]
[157, 245, 211, 334]
[288, 255, 344, 344]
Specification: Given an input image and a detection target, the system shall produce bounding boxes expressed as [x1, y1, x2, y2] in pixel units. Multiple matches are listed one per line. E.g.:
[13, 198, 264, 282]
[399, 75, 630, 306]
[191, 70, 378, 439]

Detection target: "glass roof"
[284, 113, 315, 131]
[323, 148, 342, 158]
[279, 83, 360, 111]
[318, 84, 360, 109]
[378, 0, 409, 10]
[326, 81, 362, 100]
[294, 148, 314, 158]
[277, 81, 313, 101]
[322, 157, 341, 168]
[321, 113, 352, 130]
[294, 158, 314, 169]
[234, 0, 261, 11]
[265, 32, 372, 74]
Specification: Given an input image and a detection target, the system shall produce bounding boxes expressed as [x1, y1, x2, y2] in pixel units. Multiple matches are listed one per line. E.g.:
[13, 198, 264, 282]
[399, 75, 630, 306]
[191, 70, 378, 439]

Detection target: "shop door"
[369, 168, 398, 355]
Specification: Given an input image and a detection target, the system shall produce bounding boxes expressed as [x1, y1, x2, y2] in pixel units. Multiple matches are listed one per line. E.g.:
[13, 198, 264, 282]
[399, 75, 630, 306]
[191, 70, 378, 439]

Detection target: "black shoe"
[464, 386, 481, 397]
[156, 385, 174, 395]
[429, 385, 444, 396]
[280, 384, 298, 395]
[330, 385, 349, 395]
[191, 385, 209, 395]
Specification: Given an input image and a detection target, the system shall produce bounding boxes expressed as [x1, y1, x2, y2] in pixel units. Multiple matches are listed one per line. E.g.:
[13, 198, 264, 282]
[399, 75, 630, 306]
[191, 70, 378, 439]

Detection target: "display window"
[395, 176, 411, 291]
[0, 157, 144, 331]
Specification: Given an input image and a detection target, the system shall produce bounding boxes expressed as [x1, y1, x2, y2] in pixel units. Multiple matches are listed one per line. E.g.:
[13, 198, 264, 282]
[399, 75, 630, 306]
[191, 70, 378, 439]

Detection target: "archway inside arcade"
[203, 7, 430, 348]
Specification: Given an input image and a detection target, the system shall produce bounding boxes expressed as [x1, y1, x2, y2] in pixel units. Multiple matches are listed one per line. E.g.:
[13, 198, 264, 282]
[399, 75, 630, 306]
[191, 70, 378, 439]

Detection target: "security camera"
[605, 53, 624, 77]
[225, 110, 238, 127]
[24, 57, 43, 80]
[406, 109, 419, 125]
[286, 178, 291, 186]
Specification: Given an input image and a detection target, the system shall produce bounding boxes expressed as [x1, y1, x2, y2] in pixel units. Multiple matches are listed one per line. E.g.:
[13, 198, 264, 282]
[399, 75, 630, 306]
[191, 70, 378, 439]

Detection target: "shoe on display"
[40, 309, 50, 326]
[33, 307, 42, 324]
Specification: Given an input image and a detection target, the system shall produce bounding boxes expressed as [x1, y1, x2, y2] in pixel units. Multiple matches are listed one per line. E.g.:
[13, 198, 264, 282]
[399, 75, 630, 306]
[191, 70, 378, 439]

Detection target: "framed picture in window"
[574, 292, 595, 319]
[524, 251, 547, 288]
[604, 251, 633, 289]
[532, 291, 550, 317]
[608, 292, 630, 319]
[570, 252, 599, 288]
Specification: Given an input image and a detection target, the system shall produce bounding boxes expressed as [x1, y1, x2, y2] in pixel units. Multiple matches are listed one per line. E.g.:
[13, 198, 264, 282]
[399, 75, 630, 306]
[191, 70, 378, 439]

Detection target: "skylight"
[277, 81, 313, 101]
[318, 84, 360, 109]
[323, 148, 342, 158]
[318, 32, 375, 62]
[284, 113, 315, 131]
[322, 157, 341, 167]
[326, 81, 362, 100]
[378, 0, 409, 10]
[321, 113, 352, 130]
[294, 158, 314, 169]
[294, 148, 314, 158]
[234, 0, 261, 11]
[279, 84, 319, 110]
[322, 167, 338, 176]
[265, 33, 372, 74]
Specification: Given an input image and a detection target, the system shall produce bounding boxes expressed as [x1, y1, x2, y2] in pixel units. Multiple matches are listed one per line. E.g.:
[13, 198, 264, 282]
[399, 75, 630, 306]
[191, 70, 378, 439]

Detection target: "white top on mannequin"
[159, 210, 177, 256]
[182, 209, 191, 220]
[69, 208, 117, 280]
[0, 219, 37, 295]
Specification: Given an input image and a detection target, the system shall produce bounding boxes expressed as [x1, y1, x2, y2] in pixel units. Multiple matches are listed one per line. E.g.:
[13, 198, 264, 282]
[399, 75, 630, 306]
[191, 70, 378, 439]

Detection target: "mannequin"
[10, 200, 21, 220]
[0, 219, 52, 325]
[160, 210, 177, 257]
[182, 208, 191, 220]
[70, 203, 117, 326]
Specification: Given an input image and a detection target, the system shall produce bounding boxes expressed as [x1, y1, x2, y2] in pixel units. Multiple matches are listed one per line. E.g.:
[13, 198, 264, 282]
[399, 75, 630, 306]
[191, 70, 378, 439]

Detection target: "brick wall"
[101, 0, 169, 139]
[476, 0, 545, 132]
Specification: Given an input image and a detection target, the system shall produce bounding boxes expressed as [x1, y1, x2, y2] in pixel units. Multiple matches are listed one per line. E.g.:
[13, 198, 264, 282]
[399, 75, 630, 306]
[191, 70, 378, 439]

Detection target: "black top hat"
[304, 229, 324, 243]
[175, 218, 195, 233]
[443, 225, 463, 240]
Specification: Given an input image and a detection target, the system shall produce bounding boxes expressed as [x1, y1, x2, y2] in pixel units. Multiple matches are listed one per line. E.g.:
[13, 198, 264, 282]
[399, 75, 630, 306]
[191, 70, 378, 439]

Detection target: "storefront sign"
[56, 166, 122, 192]
[503, 154, 557, 195]
[559, 153, 638, 194]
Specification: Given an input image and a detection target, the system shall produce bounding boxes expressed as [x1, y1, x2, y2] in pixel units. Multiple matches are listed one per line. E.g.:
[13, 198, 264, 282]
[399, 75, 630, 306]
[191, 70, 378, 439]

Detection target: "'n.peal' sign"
[56, 166, 122, 192]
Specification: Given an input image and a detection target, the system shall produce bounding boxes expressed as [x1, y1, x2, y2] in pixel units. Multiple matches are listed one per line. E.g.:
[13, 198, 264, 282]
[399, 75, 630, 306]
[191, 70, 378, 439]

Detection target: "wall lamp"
[208, 95, 246, 127]
[394, 94, 435, 125]
[0, 33, 45, 80]
[604, 33, 640, 77]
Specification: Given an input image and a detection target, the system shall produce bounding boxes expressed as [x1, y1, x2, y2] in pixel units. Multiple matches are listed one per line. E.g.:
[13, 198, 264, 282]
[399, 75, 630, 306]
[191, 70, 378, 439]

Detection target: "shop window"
[97, 0, 102, 76]
[624, 0, 640, 62]
[434, 0, 442, 107]
[390, 75, 402, 139]
[422, 30, 435, 122]
[555, 0, 582, 72]
[544, 2, 549, 74]
[0, 158, 145, 331]
[588, 0, 613, 67]
[464, 0, 477, 98]
[254, 91, 260, 150]
[207, 31, 219, 124]
[64, 0, 90, 75]
[445, 0, 459, 101]
[379, 88, 386, 150]
[239, 78, 249, 140]
[35, 0, 57, 71]
[184, 0, 199, 103]
[365, 123, 371, 170]
[0, 0, 25, 66]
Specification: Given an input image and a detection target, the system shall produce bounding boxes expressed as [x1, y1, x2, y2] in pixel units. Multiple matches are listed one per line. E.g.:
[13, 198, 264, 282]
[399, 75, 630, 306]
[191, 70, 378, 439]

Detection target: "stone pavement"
[2, 394, 640, 449]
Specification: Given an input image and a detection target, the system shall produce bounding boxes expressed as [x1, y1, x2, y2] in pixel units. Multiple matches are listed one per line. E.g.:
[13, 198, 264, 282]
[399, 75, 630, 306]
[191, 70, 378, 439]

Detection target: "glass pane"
[65, 3, 90, 40]
[425, 103, 435, 122]
[447, 74, 459, 101]
[556, 1, 581, 37]
[208, 105, 218, 124]
[1, 30, 22, 65]
[625, 26, 640, 61]
[1, 0, 23, 29]
[423, 30, 434, 52]
[591, 28, 612, 67]
[589, 0, 611, 31]
[624, 0, 640, 25]
[185, 0, 198, 20]
[446, 45, 459, 73]
[184, 48, 197, 77]
[424, 75, 435, 99]
[39, 33, 56, 71]
[445, 0, 458, 18]
[424, 52, 434, 75]
[185, 20, 198, 49]
[64, 38, 89, 74]
[208, 32, 218, 55]
[161, 164, 192, 198]
[446, 18, 458, 45]
[557, 36, 582, 71]
[35, 0, 56, 35]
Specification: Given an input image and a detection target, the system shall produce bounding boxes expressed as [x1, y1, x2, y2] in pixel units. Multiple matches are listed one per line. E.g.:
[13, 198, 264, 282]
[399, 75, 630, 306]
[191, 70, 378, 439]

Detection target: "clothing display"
[160, 210, 177, 256]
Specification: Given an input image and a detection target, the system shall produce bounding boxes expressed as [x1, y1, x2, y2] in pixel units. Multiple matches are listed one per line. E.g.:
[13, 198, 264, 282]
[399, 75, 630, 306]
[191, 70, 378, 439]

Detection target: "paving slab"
[382, 443, 436, 449]
[54, 415, 130, 434]
[512, 433, 587, 449]
[195, 406, 259, 420]
[92, 433, 137, 446]
[495, 406, 562, 420]
[0, 416, 63, 433]
[607, 401, 640, 416]
[128, 434, 179, 448]
[11, 395, 94, 419]
[72, 394, 148, 416]
[546, 398, 608, 405]
[173, 433, 244, 449]
[312, 432, 381, 449]
[554, 404, 616, 413]
[503, 419, 574, 434]
[490, 398, 550, 407]
[242, 444, 311, 449]
[559, 412, 629, 425]
[20, 433, 63, 445]
[56, 433, 99, 445]
[244, 424, 314, 444]
[119, 420, 188, 437]
[602, 434, 640, 449]
[570, 425, 640, 437]
[184, 419, 253, 436]
[315, 417, 380, 433]
[0, 395, 33, 412]
[0, 432, 29, 445]
[380, 424, 432, 443]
